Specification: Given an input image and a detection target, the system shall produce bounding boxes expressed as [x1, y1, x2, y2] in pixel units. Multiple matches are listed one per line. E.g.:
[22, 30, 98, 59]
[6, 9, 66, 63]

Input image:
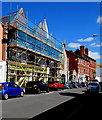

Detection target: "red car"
[48, 81, 64, 90]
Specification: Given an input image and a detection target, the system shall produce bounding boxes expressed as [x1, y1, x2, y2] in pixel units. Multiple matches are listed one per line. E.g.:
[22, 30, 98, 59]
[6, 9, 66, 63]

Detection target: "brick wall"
[0, 24, 3, 60]
[66, 45, 96, 81]
[66, 51, 78, 73]
[2, 27, 7, 61]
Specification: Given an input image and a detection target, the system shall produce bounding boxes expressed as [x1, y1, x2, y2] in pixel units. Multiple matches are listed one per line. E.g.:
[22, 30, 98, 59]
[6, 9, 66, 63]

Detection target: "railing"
[9, 12, 63, 52]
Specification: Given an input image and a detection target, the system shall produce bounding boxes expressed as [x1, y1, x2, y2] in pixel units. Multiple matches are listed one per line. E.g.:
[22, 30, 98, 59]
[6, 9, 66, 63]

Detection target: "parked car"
[99, 82, 102, 91]
[70, 82, 78, 88]
[87, 82, 101, 93]
[0, 82, 24, 100]
[48, 81, 64, 90]
[25, 81, 49, 94]
[67, 82, 73, 89]
[54, 81, 64, 89]
[64, 82, 70, 89]
[76, 82, 82, 88]
[81, 82, 87, 87]
[91, 79, 99, 82]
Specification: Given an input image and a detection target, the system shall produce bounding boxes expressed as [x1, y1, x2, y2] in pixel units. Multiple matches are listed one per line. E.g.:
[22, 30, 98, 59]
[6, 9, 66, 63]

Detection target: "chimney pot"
[80, 45, 84, 56]
[85, 48, 88, 55]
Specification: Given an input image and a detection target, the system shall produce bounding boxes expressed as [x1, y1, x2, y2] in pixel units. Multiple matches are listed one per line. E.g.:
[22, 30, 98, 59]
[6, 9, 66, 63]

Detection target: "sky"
[1, 2, 101, 63]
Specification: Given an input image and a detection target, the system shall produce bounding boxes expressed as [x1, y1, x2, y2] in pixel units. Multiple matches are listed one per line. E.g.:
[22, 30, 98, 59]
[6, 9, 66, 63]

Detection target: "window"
[22, 54, 26, 60]
[17, 30, 62, 60]
[6, 83, 12, 87]
[11, 83, 19, 88]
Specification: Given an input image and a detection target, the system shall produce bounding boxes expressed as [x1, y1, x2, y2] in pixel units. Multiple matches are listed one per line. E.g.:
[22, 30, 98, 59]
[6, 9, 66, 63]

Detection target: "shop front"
[78, 74, 86, 82]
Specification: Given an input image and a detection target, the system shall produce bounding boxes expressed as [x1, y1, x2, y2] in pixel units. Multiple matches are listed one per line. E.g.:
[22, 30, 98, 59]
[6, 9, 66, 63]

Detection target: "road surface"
[1, 88, 102, 120]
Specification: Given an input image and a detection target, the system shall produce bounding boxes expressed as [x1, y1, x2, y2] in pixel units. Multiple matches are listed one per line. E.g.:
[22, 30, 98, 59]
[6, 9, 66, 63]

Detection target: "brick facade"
[2, 26, 7, 61]
[66, 45, 96, 82]
[0, 23, 3, 60]
[0, 23, 8, 61]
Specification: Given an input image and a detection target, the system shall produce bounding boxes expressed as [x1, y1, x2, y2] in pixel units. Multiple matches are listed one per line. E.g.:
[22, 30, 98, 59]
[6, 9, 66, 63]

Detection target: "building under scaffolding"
[0, 8, 65, 87]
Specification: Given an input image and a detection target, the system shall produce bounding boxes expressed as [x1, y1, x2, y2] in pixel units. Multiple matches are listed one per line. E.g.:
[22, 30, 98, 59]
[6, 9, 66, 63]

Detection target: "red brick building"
[0, 23, 3, 60]
[66, 45, 96, 82]
[0, 21, 8, 61]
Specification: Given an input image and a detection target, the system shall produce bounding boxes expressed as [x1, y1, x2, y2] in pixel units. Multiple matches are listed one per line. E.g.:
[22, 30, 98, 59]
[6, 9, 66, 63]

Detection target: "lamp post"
[93, 34, 101, 81]
[93, 34, 102, 37]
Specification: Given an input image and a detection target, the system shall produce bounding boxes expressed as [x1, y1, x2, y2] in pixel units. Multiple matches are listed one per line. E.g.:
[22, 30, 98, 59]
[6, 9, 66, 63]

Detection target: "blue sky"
[2, 2, 101, 63]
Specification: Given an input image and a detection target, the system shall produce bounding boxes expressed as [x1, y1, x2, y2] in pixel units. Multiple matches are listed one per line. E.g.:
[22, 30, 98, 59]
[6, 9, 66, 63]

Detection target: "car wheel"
[4, 93, 9, 100]
[20, 91, 24, 97]
[37, 88, 41, 94]
[46, 87, 49, 92]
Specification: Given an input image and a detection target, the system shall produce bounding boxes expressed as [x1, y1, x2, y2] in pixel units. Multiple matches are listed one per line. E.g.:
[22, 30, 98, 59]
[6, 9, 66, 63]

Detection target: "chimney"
[85, 48, 88, 55]
[80, 45, 84, 56]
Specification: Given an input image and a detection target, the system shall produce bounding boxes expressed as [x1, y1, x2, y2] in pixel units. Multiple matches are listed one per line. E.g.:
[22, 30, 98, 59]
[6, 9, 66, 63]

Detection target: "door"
[10, 82, 20, 96]
[5, 83, 15, 96]
[38, 81, 47, 91]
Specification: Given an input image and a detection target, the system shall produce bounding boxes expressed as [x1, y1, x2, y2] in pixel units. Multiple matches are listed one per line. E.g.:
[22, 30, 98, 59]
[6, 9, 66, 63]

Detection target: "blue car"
[0, 82, 24, 100]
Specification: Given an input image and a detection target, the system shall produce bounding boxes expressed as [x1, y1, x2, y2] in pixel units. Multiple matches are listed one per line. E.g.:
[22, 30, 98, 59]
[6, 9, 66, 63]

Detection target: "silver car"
[87, 82, 101, 93]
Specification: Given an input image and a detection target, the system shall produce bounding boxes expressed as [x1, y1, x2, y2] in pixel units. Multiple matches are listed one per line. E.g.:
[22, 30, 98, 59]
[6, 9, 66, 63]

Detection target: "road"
[1, 88, 102, 120]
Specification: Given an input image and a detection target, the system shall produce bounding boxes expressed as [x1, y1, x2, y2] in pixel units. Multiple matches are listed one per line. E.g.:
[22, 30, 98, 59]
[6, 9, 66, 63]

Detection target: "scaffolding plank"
[8, 44, 61, 62]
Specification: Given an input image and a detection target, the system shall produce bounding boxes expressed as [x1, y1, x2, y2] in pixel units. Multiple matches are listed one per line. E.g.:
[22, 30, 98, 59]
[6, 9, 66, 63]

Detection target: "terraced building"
[0, 8, 64, 87]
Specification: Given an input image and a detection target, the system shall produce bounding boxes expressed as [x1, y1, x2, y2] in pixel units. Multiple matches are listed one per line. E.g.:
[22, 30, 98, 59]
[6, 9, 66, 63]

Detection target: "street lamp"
[93, 34, 102, 37]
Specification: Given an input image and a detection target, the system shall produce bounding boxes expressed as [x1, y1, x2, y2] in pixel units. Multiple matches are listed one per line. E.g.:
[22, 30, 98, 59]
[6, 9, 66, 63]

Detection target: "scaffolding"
[1, 8, 65, 87]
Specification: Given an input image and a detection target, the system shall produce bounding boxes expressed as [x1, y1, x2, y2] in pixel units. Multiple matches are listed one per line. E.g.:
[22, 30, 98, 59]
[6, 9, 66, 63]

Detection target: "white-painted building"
[96, 63, 102, 82]
[0, 61, 6, 82]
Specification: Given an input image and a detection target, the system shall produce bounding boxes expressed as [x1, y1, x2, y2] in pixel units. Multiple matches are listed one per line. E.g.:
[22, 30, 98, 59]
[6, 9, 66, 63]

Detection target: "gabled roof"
[0, 8, 25, 25]
[18, 8, 24, 15]
[38, 17, 49, 34]
[74, 49, 96, 62]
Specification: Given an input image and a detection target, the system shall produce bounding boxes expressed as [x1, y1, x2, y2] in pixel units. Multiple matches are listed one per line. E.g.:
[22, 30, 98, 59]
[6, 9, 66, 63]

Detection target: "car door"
[10, 82, 20, 95]
[57, 82, 62, 88]
[39, 81, 47, 91]
[5, 83, 15, 96]
[0, 83, 2, 99]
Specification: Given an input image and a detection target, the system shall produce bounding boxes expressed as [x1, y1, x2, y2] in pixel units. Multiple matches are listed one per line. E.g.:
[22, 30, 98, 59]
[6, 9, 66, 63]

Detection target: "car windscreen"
[88, 83, 99, 86]
[55, 81, 60, 83]
[48, 81, 55, 84]
[26, 82, 37, 87]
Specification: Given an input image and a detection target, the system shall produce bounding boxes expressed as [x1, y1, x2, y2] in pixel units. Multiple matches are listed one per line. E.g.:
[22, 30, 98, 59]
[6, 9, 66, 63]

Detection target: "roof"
[83, 53, 96, 62]
[0, 82, 14, 84]
[66, 48, 96, 62]
[66, 50, 90, 62]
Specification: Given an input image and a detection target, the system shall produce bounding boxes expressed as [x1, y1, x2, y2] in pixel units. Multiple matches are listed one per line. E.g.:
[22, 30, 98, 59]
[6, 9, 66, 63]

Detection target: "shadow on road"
[29, 91, 102, 120]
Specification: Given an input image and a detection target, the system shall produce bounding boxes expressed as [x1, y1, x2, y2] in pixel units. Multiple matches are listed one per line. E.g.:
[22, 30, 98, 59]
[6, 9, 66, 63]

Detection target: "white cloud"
[90, 42, 102, 47]
[88, 51, 102, 59]
[67, 43, 81, 48]
[90, 43, 96, 46]
[77, 37, 94, 42]
[97, 16, 102, 23]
